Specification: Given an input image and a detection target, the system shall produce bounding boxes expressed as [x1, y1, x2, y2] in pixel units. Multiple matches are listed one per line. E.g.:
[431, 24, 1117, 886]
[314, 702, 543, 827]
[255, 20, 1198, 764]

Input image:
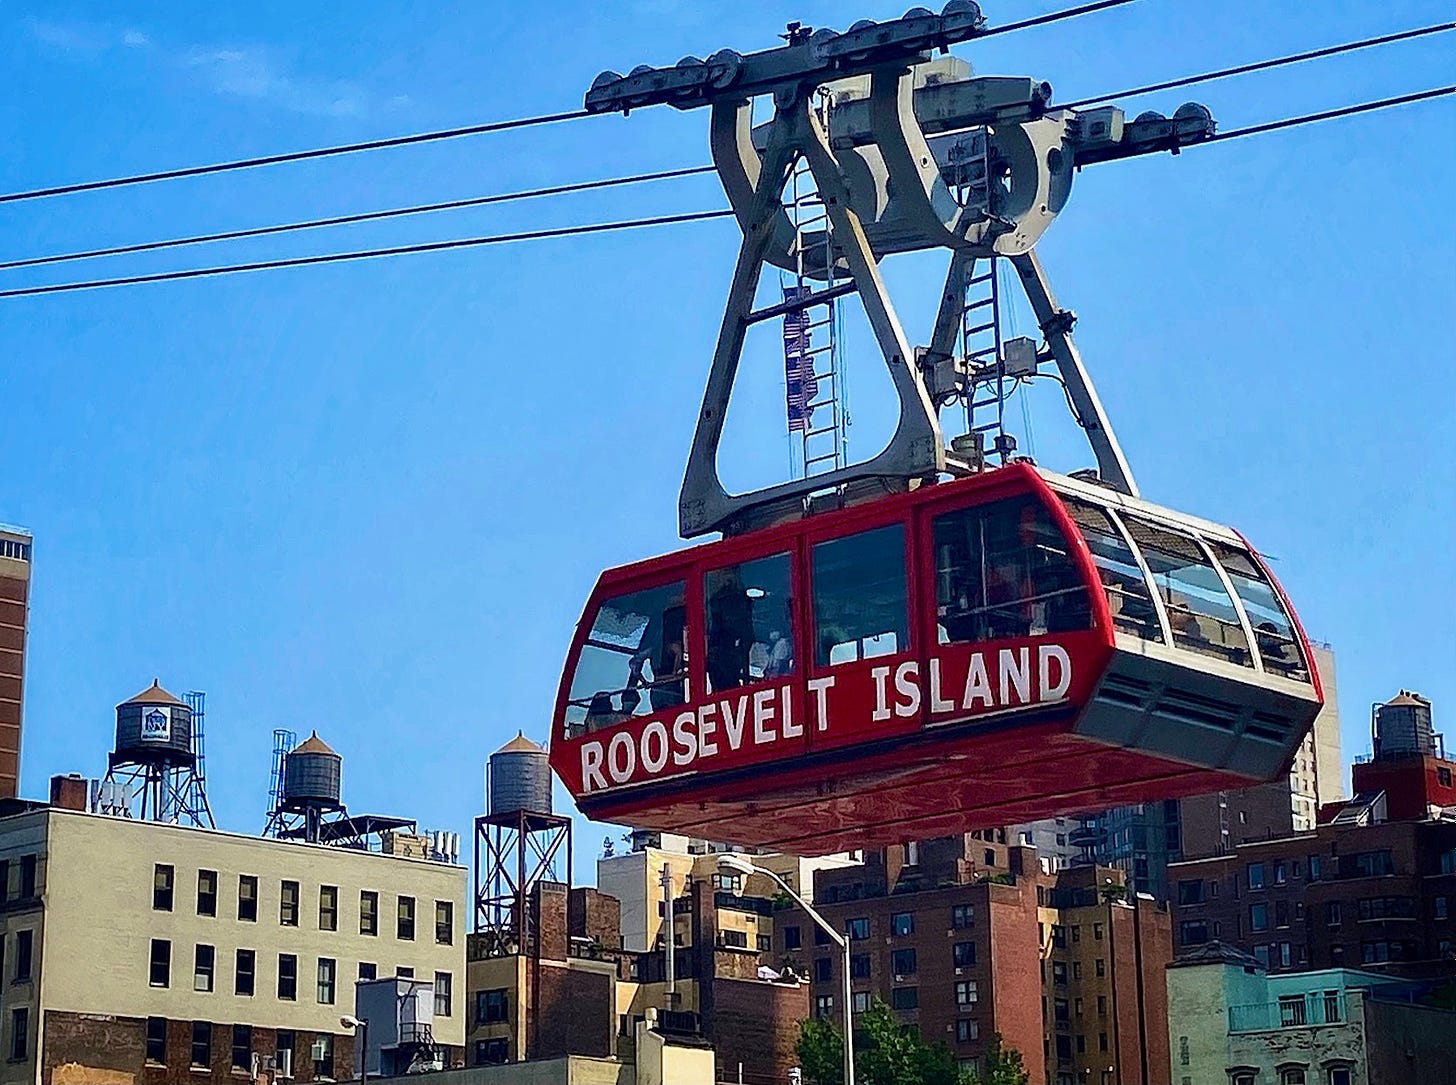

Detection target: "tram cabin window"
[934, 497, 1090, 645]
[1122, 518, 1252, 666]
[567, 580, 688, 735]
[1207, 542, 1309, 681]
[813, 526, 908, 666]
[705, 552, 794, 693]
[1060, 498, 1162, 641]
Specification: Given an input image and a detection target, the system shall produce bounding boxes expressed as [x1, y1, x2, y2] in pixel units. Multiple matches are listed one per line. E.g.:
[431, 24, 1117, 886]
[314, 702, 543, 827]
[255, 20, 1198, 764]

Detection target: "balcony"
[1229, 992, 1349, 1033]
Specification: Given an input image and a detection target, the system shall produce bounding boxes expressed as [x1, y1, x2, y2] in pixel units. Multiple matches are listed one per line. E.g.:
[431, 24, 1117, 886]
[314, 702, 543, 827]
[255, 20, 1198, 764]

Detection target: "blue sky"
[3, 1, 1453, 884]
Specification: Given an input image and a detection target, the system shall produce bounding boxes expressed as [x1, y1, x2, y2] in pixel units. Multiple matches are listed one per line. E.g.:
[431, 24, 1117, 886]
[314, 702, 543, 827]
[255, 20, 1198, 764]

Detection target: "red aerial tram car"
[549, 464, 1321, 856]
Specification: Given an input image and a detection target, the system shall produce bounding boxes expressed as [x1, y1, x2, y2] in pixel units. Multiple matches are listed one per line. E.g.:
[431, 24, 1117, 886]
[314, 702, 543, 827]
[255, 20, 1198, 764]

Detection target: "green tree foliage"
[796, 1000, 1029, 1085]
[973, 1034, 1030, 1085]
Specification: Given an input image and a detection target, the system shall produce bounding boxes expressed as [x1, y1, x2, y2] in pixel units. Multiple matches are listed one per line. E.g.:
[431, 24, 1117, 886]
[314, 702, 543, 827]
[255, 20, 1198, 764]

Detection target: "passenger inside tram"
[706, 553, 795, 690]
[936, 497, 1089, 644]
[628, 596, 688, 710]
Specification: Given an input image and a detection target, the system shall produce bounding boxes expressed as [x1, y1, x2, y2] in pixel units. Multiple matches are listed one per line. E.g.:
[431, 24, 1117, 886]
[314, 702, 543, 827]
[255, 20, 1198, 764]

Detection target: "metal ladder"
[961, 255, 1013, 462]
[785, 121, 849, 480]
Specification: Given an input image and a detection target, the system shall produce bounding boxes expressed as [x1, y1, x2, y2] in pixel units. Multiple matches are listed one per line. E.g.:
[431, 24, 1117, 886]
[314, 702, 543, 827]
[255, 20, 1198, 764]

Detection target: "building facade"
[776, 836, 1173, 1085]
[1168, 816, 1456, 979]
[1166, 942, 1456, 1085]
[0, 801, 466, 1085]
[0, 525, 31, 801]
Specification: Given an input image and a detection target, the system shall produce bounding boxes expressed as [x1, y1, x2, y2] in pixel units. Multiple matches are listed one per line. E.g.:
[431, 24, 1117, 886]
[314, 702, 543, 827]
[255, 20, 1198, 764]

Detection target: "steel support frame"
[680, 78, 944, 538]
[1008, 249, 1138, 496]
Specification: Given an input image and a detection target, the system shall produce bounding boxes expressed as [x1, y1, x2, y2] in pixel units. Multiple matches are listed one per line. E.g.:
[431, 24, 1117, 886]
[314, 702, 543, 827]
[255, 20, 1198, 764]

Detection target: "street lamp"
[717, 854, 855, 1085]
[340, 1016, 368, 1085]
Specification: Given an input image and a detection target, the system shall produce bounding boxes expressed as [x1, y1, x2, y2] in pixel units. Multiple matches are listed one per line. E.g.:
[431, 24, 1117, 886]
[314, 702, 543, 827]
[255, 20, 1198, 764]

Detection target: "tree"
[796, 998, 984, 1085]
[973, 1034, 1030, 1085]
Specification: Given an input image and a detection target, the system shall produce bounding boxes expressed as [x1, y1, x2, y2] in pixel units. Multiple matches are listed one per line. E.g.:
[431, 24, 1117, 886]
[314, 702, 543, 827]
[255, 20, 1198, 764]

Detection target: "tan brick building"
[0, 800, 465, 1085]
[776, 836, 1173, 1085]
[0, 525, 32, 800]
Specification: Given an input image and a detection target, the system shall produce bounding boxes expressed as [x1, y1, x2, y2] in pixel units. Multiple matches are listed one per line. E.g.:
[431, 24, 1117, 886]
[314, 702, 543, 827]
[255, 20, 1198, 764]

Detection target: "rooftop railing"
[1229, 991, 1350, 1033]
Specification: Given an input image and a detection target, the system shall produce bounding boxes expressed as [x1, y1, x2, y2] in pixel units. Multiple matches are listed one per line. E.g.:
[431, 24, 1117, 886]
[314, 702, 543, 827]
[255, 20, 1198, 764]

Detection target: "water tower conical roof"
[119, 680, 186, 708]
[292, 731, 338, 757]
[495, 732, 544, 756]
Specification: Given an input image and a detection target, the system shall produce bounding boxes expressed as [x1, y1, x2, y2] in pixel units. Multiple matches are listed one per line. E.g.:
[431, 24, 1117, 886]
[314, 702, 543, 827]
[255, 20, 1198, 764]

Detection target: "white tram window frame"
[1060, 497, 1166, 643]
[1116, 516, 1257, 669]
[1207, 541, 1311, 683]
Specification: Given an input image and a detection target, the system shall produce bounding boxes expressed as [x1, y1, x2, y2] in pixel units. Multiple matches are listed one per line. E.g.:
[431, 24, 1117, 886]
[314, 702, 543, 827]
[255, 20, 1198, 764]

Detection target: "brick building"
[465, 882, 623, 1067]
[1170, 691, 1456, 980]
[774, 834, 1172, 1085]
[0, 793, 465, 1085]
[0, 525, 31, 801]
[1169, 814, 1456, 979]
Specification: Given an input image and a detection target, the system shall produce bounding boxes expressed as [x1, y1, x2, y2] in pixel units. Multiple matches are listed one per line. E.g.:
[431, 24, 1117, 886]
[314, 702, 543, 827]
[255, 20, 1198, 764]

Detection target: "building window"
[952, 904, 975, 929]
[955, 980, 978, 1006]
[318, 885, 338, 931]
[851, 991, 871, 1013]
[1279, 1068, 1307, 1085]
[1439, 767, 1453, 788]
[954, 941, 976, 968]
[1177, 879, 1205, 905]
[902, 842, 920, 866]
[317, 957, 336, 1004]
[1309, 855, 1322, 881]
[0, 860, 9, 903]
[149, 939, 171, 988]
[397, 895, 416, 940]
[783, 925, 802, 949]
[311, 1035, 333, 1080]
[1180, 920, 1210, 945]
[1326, 1066, 1352, 1085]
[813, 957, 833, 982]
[190, 1022, 211, 1069]
[435, 900, 454, 945]
[891, 986, 918, 1011]
[1273, 861, 1286, 885]
[814, 926, 831, 946]
[1436, 897, 1449, 921]
[238, 875, 258, 922]
[891, 912, 914, 937]
[360, 890, 378, 935]
[1052, 962, 1068, 986]
[13, 930, 31, 981]
[1247, 862, 1265, 889]
[144, 1017, 166, 1065]
[814, 995, 834, 1019]
[277, 953, 297, 1000]
[8, 1008, 26, 1062]
[477, 988, 508, 1024]
[153, 864, 174, 911]
[193, 944, 214, 992]
[1250, 903, 1269, 932]
[235, 949, 255, 996]
[720, 929, 748, 949]
[197, 870, 217, 916]
[892, 948, 917, 976]
[1093, 923, 1103, 941]
[477, 1039, 508, 1065]
[1278, 995, 1307, 1027]
[231, 1025, 252, 1071]
[276, 1031, 295, 1072]
[280, 880, 299, 926]
[844, 917, 869, 942]
[396, 966, 414, 978]
[956, 1018, 979, 1043]
[1326, 901, 1342, 926]
[16, 855, 34, 899]
[1094, 958, 1105, 977]
[1097, 996, 1107, 1016]
[850, 954, 872, 979]
[359, 962, 376, 981]
[434, 971, 452, 1016]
